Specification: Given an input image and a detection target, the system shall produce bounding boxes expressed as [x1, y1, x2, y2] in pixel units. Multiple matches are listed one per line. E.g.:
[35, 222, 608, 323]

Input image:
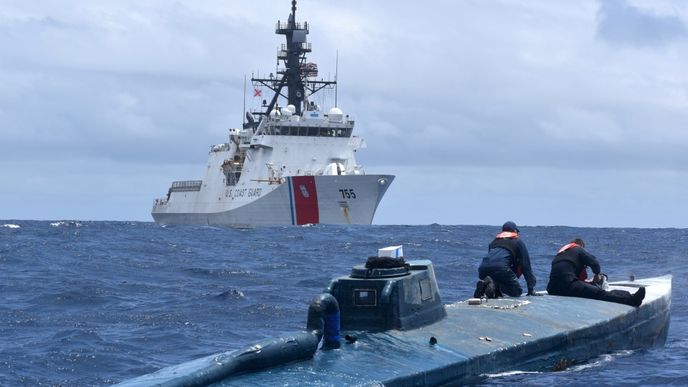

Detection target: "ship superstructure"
[152, 1, 394, 226]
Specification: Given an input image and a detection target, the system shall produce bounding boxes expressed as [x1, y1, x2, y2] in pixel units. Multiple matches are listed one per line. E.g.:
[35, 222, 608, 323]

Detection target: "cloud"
[375, 164, 688, 227]
[596, 0, 688, 46]
[0, 67, 241, 164]
[339, 2, 688, 173]
[1, 1, 687, 226]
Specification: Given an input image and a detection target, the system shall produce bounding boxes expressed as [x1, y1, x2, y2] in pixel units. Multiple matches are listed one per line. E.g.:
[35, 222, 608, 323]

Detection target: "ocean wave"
[215, 289, 246, 299]
[50, 221, 83, 227]
[1, 222, 684, 387]
[2, 223, 20, 228]
[184, 267, 253, 278]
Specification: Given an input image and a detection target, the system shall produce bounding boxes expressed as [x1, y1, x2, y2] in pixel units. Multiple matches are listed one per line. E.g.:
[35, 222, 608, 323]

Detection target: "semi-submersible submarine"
[117, 245, 671, 386]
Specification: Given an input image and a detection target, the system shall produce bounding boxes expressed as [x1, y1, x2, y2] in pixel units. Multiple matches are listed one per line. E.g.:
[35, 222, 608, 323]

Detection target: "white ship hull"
[152, 174, 393, 226]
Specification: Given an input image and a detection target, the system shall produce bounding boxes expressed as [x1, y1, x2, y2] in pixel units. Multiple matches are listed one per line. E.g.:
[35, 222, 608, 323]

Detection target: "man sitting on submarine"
[547, 238, 645, 307]
[475, 221, 537, 298]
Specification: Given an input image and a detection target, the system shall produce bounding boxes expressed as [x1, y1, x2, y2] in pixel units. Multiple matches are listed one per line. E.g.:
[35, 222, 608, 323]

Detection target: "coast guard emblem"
[299, 185, 310, 198]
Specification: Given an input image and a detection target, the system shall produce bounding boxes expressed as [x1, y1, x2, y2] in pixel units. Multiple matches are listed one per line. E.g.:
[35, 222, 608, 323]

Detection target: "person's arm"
[519, 241, 537, 294]
[581, 249, 601, 275]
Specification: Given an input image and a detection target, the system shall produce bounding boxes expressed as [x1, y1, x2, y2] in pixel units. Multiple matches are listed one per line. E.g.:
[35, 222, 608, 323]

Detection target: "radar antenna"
[251, 0, 336, 120]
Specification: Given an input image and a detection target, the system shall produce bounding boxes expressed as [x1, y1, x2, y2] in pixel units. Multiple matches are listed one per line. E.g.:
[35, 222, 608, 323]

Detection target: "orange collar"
[496, 231, 519, 239]
[558, 242, 580, 254]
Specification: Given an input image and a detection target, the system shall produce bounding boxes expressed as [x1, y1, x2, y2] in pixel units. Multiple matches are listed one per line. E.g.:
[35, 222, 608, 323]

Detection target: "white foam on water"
[568, 350, 635, 372]
[484, 370, 542, 378]
[50, 221, 82, 227]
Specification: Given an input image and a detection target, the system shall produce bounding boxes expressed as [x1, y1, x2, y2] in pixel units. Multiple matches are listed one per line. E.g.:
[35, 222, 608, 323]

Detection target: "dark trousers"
[479, 266, 523, 297]
[547, 277, 636, 306]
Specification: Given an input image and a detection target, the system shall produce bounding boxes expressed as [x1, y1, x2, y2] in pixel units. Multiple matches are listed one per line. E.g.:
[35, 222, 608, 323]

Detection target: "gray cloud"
[1, 1, 687, 226]
[596, 0, 687, 46]
[0, 67, 242, 164]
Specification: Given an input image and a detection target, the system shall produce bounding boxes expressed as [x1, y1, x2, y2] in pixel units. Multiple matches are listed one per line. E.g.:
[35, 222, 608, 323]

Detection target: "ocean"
[1, 221, 686, 386]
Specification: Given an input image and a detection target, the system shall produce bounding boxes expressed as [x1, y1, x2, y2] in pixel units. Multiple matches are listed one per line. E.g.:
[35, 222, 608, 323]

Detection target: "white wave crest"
[50, 221, 82, 227]
[1, 223, 20, 229]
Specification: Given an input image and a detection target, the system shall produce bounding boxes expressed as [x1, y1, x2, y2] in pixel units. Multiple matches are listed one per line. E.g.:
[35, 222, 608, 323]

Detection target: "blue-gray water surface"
[1, 221, 686, 386]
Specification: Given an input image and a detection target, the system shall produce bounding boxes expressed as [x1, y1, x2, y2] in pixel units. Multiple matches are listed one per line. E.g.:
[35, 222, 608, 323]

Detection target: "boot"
[631, 287, 646, 307]
[484, 276, 499, 299]
[474, 280, 487, 298]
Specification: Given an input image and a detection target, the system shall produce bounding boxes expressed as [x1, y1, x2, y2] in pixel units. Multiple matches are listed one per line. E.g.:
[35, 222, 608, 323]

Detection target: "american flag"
[300, 62, 318, 77]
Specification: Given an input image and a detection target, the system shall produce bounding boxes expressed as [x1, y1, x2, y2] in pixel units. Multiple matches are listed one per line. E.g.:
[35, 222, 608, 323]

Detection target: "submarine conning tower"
[325, 246, 447, 331]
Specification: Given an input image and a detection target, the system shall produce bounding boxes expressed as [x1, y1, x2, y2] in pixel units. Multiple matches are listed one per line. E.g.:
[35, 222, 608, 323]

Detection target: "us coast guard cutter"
[152, 1, 394, 226]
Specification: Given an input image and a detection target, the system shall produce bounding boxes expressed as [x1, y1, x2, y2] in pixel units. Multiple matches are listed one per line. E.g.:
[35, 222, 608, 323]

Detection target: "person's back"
[547, 239, 600, 295]
[480, 245, 512, 271]
[546, 238, 645, 307]
[475, 221, 536, 298]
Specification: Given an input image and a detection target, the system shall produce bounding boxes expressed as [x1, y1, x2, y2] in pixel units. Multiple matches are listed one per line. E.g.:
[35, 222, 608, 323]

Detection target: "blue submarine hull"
[116, 275, 670, 386]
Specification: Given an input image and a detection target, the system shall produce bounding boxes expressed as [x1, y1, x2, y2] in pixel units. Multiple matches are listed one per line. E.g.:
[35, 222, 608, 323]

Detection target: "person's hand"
[593, 273, 604, 284]
[527, 287, 537, 296]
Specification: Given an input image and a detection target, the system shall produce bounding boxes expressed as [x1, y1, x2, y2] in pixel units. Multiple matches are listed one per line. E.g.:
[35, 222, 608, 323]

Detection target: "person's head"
[572, 238, 585, 248]
[502, 221, 519, 233]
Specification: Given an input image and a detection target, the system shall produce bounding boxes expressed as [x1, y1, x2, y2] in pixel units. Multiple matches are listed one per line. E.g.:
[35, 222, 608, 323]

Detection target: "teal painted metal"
[116, 272, 670, 387]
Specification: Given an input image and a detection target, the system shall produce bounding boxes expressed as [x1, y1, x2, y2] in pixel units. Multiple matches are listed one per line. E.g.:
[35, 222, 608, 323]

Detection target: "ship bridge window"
[319, 127, 339, 137]
[270, 125, 352, 138]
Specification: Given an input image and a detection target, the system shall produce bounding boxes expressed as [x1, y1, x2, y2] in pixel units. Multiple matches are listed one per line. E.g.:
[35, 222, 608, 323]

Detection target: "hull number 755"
[339, 189, 357, 199]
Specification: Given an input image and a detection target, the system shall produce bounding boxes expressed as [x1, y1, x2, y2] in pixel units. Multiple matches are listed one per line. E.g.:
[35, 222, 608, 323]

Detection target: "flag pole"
[243, 75, 247, 127]
[335, 50, 339, 108]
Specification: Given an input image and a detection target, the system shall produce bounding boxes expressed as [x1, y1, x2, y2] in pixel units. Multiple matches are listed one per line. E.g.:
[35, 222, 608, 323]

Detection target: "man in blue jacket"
[474, 221, 536, 298]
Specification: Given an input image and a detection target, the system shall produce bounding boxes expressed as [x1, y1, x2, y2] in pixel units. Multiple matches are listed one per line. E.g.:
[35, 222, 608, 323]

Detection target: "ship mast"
[282, 0, 306, 114]
[250, 0, 336, 124]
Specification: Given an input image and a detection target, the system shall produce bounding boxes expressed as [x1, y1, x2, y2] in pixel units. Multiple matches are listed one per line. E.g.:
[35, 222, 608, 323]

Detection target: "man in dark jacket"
[474, 221, 536, 298]
[547, 238, 645, 307]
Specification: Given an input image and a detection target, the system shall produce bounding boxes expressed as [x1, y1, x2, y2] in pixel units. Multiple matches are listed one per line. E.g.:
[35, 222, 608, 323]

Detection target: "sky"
[1, 0, 687, 228]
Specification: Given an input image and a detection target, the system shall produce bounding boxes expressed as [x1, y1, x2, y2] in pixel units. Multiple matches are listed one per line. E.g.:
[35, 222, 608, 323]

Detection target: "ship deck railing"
[277, 43, 311, 59]
[275, 21, 309, 33]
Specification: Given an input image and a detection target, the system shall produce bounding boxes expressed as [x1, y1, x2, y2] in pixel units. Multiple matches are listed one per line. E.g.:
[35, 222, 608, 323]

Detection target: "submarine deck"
[217, 276, 670, 386]
[118, 276, 670, 386]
